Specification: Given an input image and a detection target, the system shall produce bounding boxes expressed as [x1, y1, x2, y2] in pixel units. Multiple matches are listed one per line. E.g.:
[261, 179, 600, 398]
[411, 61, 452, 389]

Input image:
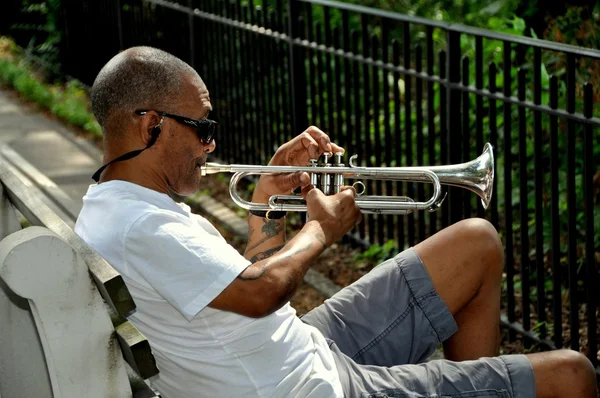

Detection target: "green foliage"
[351, 240, 398, 269]
[0, 40, 101, 137]
[11, 0, 62, 78]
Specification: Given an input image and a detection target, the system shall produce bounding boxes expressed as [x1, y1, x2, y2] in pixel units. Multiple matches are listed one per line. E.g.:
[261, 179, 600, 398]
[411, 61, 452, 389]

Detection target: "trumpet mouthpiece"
[200, 162, 232, 176]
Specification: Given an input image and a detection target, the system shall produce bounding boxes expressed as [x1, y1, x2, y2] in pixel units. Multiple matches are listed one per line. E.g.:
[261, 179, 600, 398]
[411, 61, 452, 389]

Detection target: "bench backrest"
[0, 160, 160, 398]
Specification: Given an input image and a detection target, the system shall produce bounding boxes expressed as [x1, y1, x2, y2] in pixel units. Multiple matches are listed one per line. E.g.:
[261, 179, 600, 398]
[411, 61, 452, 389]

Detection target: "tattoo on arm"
[261, 219, 281, 237]
[245, 218, 284, 254]
[238, 230, 327, 284]
[239, 245, 285, 280]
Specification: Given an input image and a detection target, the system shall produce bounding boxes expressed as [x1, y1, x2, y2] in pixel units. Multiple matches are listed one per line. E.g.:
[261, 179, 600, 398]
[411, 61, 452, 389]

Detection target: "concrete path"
[0, 89, 103, 226]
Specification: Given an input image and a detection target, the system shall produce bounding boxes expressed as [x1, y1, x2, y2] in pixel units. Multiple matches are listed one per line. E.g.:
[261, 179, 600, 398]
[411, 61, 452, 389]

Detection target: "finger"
[271, 172, 311, 192]
[355, 210, 363, 226]
[330, 142, 345, 155]
[301, 183, 317, 199]
[303, 126, 333, 154]
[339, 186, 357, 198]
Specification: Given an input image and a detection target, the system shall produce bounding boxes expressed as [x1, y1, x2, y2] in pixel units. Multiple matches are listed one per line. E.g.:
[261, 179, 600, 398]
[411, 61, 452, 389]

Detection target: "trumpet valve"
[334, 152, 344, 193]
[322, 153, 332, 195]
[309, 159, 319, 186]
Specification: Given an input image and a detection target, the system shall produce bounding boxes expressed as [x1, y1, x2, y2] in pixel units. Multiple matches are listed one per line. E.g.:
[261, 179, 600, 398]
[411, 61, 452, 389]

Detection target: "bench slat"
[117, 321, 160, 380]
[0, 182, 22, 239]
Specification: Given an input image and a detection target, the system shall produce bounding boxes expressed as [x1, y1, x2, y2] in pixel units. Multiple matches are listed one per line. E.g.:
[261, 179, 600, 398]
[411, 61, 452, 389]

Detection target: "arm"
[208, 219, 327, 318]
[208, 184, 360, 318]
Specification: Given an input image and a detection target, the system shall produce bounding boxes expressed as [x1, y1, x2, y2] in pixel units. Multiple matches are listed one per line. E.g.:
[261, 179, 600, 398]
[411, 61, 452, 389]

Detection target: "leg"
[330, 345, 597, 398]
[414, 217, 504, 360]
[301, 246, 458, 367]
[527, 349, 597, 398]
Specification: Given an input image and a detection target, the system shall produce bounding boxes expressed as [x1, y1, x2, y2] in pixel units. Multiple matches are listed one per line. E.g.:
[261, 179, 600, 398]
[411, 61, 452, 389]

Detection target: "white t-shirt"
[74, 180, 343, 398]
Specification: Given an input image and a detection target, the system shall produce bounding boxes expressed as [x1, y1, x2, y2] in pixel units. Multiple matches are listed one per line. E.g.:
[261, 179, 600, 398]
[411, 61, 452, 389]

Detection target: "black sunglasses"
[135, 110, 218, 144]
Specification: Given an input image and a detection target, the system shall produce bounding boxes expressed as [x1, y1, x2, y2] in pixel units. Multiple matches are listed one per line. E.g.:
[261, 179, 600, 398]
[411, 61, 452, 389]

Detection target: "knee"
[455, 218, 504, 279]
[553, 350, 597, 395]
[557, 349, 596, 379]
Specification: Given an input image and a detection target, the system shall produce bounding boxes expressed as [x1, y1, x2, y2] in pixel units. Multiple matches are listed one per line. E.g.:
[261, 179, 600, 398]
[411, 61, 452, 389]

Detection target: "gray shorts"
[302, 248, 536, 398]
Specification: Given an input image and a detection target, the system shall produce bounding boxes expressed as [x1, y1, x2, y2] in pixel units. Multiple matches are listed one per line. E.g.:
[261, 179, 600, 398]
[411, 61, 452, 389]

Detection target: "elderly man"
[75, 46, 597, 398]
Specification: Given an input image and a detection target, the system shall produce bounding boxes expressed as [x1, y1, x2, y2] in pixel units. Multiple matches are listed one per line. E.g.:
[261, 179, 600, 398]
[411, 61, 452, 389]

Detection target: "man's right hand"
[302, 184, 362, 247]
[209, 185, 361, 319]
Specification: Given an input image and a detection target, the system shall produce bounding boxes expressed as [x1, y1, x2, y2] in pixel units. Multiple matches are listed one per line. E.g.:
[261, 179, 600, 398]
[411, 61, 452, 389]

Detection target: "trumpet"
[200, 143, 494, 215]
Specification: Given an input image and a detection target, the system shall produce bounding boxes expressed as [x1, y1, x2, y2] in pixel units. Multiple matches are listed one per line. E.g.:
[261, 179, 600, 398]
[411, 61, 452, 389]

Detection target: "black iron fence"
[9, 0, 600, 367]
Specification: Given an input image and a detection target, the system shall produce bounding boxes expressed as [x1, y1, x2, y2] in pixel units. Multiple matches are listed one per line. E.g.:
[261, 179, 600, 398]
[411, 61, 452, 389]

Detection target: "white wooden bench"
[0, 159, 161, 397]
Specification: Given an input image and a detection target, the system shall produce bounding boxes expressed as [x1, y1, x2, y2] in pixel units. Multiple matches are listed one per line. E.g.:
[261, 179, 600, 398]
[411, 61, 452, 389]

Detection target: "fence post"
[116, 0, 124, 51]
[446, 29, 463, 226]
[187, 0, 195, 68]
[287, 0, 308, 135]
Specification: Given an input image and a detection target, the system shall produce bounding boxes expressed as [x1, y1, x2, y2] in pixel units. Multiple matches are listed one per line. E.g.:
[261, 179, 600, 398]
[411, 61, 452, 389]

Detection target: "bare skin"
[415, 218, 598, 398]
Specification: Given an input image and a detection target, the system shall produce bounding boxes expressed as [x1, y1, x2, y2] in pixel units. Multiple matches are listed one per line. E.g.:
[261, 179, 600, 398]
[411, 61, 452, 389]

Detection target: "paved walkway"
[0, 88, 102, 226]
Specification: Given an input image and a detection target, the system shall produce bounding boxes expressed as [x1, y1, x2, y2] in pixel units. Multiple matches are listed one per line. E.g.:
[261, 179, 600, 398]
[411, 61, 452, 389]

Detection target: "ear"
[136, 111, 163, 145]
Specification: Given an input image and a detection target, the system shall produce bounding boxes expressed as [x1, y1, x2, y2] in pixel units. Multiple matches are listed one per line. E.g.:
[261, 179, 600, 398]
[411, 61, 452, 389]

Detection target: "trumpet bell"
[428, 142, 494, 210]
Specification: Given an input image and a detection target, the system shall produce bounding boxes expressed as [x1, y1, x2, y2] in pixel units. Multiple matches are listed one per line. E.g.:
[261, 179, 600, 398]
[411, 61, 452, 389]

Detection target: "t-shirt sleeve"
[125, 211, 251, 321]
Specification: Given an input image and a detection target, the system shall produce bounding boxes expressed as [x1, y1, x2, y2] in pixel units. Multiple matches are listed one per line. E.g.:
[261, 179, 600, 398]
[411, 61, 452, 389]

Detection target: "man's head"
[90, 46, 215, 197]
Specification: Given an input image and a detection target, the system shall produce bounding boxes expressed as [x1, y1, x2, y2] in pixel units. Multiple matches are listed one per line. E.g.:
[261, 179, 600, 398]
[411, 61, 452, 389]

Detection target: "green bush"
[0, 40, 102, 138]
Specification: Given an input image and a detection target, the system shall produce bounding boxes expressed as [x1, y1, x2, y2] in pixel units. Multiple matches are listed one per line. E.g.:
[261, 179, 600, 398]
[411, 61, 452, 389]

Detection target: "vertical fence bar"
[446, 29, 462, 226]
[533, 47, 546, 339]
[475, 37, 483, 219]
[216, 1, 229, 159]
[404, 23, 415, 246]
[268, 9, 280, 157]
[382, 22, 394, 244]
[426, 26, 437, 236]
[371, 35, 380, 243]
[316, 24, 325, 128]
[242, 4, 255, 163]
[393, 41, 405, 249]
[287, 0, 307, 134]
[187, 0, 194, 68]
[342, 10, 352, 154]
[549, 75, 562, 349]
[439, 50, 448, 229]
[566, 54, 579, 352]
[360, 14, 370, 240]
[334, 29, 343, 143]
[416, 45, 425, 242]
[306, 4, 316, 124]
[116, 0, 124, 51]
[257, 8, 269, 164]
[583, 83, 597, 366]
[461, 56, 471, 218]
[503, 41, 516, 341]
[276, 0, 283, 31]
[518, 68, 531, 343]
[488, 62, 499, 229]
[325, 7, 334, 132]
[352, 31, 363, 240]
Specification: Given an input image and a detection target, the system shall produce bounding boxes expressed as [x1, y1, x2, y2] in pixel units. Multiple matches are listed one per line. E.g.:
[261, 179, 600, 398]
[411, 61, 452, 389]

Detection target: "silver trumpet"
[200, 143, 495, 215]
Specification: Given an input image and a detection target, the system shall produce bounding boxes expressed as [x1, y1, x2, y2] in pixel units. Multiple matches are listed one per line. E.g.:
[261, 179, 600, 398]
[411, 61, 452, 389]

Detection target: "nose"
[204, 139, 216, 153]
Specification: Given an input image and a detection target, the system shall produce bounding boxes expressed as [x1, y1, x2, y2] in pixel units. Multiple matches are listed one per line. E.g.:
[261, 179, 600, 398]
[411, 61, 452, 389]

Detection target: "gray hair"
[90, 46, 197, 137]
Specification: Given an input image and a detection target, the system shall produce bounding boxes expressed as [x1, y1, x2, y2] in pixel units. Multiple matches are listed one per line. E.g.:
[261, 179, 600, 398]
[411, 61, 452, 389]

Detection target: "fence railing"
[27, 0, 600, 368]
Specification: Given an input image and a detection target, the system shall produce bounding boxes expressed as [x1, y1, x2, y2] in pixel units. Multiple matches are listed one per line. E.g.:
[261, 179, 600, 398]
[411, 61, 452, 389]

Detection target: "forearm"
[244, 182, 287, 261]
[244, 213, 286, 262]
[238, 220, 327, 314]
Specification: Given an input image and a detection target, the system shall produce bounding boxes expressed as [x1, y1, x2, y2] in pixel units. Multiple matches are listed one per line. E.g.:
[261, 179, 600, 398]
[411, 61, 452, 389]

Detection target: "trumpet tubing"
[201, 143, 495, 215]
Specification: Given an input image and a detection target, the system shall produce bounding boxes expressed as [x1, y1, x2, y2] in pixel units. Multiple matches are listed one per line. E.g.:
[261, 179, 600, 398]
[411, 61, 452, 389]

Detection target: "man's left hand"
[252, 126, 344, 203]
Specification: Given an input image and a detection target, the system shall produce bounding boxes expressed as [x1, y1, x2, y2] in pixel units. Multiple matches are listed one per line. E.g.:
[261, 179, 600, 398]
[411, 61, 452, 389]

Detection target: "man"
[75, 46, 597, 398]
